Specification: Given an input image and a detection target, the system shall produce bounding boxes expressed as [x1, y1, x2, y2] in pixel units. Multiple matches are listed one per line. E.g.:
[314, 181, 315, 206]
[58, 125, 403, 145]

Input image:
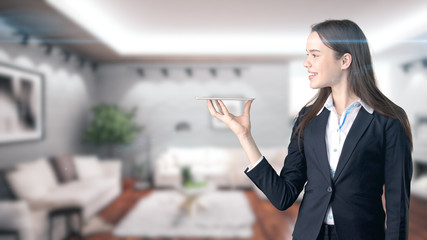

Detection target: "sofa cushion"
[207, 148, 233, 167]
[28, 178, 116, 210]
[50, 154, 77, 183]
[74, 155, 104, 180]
[160, 154, 177, 169]
[169, 148, 209, 166]
[6, 168, 51, 201]
[15, 158, 58, 190]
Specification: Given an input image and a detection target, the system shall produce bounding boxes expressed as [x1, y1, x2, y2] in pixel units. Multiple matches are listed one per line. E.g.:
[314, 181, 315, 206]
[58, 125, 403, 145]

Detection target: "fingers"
[243, 100, 253, 116]
[216, 100, 230, 115]
[207, 99, 247, 119]
[207, 100, 220, 117]
[214, 100, 224, 115]
[207, 100, 227, 119]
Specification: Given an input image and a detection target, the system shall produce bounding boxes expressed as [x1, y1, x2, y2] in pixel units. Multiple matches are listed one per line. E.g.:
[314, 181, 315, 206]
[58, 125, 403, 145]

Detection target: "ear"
[340, 53, 352, 70]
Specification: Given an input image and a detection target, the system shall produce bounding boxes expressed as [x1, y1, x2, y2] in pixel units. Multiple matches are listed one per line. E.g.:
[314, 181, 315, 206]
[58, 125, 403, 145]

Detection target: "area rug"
[113, 190, 255, 238]
[82, 216, 113, 236]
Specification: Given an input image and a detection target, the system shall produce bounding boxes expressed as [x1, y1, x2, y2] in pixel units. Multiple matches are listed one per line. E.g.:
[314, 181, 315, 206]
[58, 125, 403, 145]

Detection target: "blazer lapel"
[310, 109, 332, 184]
[333, 108, 374, 183]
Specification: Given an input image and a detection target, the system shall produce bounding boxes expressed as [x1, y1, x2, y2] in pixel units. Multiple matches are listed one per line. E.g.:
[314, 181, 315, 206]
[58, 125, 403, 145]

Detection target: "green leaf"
[83, 104, 142, 148]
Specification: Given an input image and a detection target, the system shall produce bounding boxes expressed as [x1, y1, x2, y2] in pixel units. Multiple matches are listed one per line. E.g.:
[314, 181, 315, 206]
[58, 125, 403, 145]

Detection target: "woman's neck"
[331, 86, 359, 116]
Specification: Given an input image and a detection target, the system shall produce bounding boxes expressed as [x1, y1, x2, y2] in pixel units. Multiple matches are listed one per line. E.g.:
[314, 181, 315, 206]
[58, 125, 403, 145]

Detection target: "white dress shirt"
[248, 94, 374, 225]
[319, 94, 373, 225]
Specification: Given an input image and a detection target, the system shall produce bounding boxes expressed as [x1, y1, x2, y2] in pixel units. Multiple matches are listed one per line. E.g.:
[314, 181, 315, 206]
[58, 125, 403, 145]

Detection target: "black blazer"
[246, 107, 412, 240]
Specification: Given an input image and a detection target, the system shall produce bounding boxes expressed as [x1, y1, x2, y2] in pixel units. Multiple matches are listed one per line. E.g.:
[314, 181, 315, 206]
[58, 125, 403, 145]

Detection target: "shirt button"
[327, 186, 333, 192]
[333, 148, 337, 152]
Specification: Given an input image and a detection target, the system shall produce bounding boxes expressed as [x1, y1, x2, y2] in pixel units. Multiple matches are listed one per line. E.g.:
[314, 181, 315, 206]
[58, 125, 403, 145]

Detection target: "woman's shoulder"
[298, 105, 314, 116]
[371, 109, 407, 132]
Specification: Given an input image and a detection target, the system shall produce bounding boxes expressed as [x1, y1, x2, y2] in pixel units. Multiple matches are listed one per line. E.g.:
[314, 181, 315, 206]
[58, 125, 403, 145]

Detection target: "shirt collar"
[316, 94, 374, 116]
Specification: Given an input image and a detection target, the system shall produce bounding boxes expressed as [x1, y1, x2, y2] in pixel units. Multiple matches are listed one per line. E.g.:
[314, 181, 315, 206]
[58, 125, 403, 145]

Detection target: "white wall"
[95, 63, 291, 177]
[0, 22, 96, 167]
[389, 62, 427, 126]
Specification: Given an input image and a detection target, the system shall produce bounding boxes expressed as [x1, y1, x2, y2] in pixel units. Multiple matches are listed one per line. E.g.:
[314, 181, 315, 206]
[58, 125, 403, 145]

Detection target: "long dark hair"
[295, 19, 413, 150]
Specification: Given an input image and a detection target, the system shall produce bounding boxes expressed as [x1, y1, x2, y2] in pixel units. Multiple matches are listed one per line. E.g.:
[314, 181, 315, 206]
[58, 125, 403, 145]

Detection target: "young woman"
[206, 19, 413, 240]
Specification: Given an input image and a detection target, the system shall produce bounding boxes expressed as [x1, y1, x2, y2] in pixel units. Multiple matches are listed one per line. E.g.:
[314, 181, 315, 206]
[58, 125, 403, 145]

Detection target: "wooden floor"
[80, 179, 427, 240]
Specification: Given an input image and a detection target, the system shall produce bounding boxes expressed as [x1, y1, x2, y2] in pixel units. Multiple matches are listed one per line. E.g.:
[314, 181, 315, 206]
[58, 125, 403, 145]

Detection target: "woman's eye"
[312, 54, 318, 58]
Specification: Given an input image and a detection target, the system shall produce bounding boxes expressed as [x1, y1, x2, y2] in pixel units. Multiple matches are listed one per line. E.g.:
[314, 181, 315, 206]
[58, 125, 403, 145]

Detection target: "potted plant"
[83, 104, 142, 158]
[181, 166, 207, 189]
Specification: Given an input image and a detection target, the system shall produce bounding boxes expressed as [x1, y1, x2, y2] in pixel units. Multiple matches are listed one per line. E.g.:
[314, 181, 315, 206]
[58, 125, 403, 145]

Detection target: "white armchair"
[0, 200, 39, 240]
[0, 155, 122, 240]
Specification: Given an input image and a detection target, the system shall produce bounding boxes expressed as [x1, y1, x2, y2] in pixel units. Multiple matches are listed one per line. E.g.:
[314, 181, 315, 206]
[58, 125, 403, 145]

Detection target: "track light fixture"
[185, 68, 193, 78]
[61, 50, 71, 62]
[137, 68, 145, 78]
[161, 68, 169, 78]
[14, 31, 30, 45]
[40, 43, 54, 55]
[129, 66, 247, 80]
[209, 68, 217, 78]
[91, 62, 98, 72]
[78, 56, 86, 68]
[233, 68, 242, 78]
[402, 58, 427, 73]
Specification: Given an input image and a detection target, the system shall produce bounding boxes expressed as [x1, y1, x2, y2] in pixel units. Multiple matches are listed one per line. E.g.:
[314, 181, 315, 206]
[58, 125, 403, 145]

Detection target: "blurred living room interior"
[0, 0, 427, 239]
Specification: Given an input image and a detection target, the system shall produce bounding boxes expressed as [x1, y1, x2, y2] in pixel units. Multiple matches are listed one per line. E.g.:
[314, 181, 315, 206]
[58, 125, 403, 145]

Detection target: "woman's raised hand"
[207, 99, 254, 138]
[207, 99, 262, 165]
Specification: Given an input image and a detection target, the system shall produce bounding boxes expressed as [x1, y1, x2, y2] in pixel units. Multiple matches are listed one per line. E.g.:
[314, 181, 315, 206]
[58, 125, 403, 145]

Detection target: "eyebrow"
[306, 49, 321, 53]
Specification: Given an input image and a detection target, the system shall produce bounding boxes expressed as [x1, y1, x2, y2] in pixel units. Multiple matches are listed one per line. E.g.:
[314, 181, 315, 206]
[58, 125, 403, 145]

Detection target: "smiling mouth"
[308, 72, 318, 80]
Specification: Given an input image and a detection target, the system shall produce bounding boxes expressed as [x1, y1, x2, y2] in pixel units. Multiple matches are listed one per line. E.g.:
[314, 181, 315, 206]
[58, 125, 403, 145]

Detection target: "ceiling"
[1, 0, 427, 63]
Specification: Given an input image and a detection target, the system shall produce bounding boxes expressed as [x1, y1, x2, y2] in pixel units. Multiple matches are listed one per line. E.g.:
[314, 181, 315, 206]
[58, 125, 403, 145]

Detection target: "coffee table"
[178, 183, 214, 216]
[48, 206, 82, 240]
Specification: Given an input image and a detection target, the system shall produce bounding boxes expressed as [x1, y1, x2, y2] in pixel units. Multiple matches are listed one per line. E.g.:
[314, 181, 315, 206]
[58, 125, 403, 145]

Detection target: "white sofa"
[0, 155, 122, 240]
[154, 146, 286, 190]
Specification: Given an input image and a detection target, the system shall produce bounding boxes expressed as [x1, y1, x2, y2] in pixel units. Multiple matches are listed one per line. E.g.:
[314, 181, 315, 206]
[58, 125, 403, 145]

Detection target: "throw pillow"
[6, 169, 50, 201]
[73, 155, 104, 180]
[50, 155, 77, 183]
[15, 158, 58, 190]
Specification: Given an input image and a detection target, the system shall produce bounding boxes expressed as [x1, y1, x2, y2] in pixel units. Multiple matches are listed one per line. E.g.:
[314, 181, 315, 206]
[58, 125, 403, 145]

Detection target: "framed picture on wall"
[0, 63, 44, 144]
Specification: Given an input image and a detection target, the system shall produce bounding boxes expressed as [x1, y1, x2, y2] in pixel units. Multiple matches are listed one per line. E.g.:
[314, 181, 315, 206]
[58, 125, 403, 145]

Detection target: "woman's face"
[303, 31, 344, 89]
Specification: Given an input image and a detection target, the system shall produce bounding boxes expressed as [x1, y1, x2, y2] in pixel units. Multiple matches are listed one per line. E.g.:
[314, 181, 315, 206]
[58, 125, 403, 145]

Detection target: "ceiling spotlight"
[161, 68, 169, 78]
[40, 43, 54, 55]
[233, 68, 242, 78]
[210, 68, 217, 78]
[61, 50, 71, 62]
[91, 62, 98, 72]
[402, 63, 412, 73]
[185, 68, 193, 78]
[16, 32, 30, 45]
[78, 56, 86, 68]
[137, 68, 145, 78]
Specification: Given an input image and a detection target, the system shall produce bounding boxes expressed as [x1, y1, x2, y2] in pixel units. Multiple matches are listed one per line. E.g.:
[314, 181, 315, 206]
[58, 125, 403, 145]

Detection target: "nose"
[303, 55, 310, 68]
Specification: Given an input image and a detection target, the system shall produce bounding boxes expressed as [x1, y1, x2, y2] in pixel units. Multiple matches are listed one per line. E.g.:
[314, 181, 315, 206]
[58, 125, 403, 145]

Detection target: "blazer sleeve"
[245, 108, 308, 210]
[384, 118, 412, 240]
